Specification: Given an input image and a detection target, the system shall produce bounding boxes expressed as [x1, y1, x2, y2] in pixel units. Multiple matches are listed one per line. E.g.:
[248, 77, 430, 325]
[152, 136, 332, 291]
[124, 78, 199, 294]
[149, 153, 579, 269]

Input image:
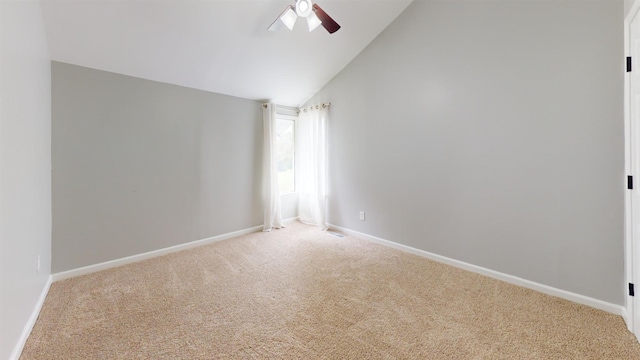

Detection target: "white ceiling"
[41, 0, 413, 107]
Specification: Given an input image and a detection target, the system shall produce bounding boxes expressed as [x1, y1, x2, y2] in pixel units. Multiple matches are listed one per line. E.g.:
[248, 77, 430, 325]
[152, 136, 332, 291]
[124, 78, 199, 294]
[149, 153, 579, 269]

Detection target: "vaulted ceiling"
[41, 0, 413, 106]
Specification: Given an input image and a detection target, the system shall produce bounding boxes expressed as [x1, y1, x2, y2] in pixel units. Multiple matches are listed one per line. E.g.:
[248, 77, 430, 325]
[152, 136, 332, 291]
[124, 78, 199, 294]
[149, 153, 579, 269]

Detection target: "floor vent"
[327, 231, 346, 238]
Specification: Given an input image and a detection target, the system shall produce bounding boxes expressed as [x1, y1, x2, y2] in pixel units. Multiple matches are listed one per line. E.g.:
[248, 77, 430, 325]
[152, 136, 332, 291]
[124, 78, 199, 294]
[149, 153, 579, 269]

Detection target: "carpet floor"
[21, 222, 640, 359]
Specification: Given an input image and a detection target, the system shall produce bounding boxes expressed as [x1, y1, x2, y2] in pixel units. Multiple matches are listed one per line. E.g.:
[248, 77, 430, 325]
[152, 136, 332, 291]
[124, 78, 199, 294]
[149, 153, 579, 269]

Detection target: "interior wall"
[281, 194, 299, 220]
[52, 62, 263, 273]
[306, 0, 625, 304]
[0, 1, 52, 358]
[626, 0, 635, 17]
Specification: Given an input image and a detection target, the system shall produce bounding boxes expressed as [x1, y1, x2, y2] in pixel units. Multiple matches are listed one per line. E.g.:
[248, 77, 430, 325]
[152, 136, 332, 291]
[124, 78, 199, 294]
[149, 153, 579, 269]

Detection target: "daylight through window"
[276, 118, 295, 194]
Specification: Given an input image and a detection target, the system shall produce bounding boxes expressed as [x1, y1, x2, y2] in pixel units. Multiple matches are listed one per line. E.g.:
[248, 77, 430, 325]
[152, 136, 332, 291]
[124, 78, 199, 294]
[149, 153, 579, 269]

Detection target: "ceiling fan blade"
[312, 3, 340, 34]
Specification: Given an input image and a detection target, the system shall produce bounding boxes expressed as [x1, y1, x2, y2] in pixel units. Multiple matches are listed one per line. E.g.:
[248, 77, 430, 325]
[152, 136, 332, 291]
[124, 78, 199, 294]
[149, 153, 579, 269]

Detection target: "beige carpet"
[21, 222, 640, 359]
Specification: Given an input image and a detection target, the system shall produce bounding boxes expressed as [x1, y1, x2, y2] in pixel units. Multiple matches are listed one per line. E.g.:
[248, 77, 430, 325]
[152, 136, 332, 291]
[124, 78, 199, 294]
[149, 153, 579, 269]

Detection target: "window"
[276, 117, 295, 194]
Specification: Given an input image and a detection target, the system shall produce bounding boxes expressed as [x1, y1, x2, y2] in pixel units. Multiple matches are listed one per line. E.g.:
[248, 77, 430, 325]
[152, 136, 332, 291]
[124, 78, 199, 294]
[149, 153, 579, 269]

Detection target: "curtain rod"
[297, 102, 331, 114]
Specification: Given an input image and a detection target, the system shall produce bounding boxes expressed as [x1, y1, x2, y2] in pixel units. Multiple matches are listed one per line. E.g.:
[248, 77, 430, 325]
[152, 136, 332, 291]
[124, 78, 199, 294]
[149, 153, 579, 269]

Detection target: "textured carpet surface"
[21, 222, 640, 359]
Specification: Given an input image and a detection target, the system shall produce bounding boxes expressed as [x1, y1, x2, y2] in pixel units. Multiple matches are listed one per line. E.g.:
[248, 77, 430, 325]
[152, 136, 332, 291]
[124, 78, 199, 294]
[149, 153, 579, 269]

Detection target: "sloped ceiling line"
[42, 0, 414, 107]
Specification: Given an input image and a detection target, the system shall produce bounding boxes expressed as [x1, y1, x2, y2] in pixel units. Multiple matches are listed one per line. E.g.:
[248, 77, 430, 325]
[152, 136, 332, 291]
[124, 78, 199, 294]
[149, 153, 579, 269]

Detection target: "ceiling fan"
[268, 0, 341, 34]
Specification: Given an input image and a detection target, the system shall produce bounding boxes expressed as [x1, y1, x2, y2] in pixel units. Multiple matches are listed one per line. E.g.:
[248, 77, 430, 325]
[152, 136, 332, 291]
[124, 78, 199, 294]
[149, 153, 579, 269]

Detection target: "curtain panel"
[262, 103, 283, 231]
[297, 104, 328, 230]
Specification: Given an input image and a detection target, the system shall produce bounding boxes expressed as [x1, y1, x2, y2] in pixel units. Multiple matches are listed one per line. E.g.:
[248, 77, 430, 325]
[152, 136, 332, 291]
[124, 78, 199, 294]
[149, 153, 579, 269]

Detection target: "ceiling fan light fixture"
[269, 5, 297, 31]
[306, 11, 322, 31]
[281, 7, 298, 30]
[269, 1, 340, 34]
[295, 0, 312, 17]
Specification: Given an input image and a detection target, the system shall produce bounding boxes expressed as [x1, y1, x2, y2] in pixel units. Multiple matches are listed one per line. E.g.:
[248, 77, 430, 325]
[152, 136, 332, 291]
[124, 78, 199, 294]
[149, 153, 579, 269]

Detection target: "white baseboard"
[10, 220, 623, 359]
[9, 275, 52, 360]
[623, 305, 633, 333]
[328, 223, 625, 316]
[282, 217, 299, 225]
[52, 225, 266, 282]
[11, 221, 301, 359]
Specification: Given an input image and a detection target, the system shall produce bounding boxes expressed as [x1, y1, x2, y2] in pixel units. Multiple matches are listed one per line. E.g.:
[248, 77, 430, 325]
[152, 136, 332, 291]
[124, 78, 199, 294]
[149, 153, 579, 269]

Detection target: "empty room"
[4, 0, 640, 358]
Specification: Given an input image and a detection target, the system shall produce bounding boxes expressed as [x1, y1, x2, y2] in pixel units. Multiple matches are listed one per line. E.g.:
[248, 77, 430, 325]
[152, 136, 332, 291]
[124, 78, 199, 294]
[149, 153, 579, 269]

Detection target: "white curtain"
[262, 103, 283, 231]
[297, 104, 328, 230]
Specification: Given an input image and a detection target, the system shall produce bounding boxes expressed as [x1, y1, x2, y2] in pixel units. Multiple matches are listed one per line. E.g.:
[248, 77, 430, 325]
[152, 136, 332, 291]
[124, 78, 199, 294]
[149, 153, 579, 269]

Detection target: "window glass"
[276, 118, 295, 193]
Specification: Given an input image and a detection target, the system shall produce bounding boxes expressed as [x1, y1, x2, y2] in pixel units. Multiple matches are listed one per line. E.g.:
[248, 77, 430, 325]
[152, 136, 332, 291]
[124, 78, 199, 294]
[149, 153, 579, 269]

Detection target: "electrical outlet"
[359, 211, 365, 221]
[36, 255, 40, 273]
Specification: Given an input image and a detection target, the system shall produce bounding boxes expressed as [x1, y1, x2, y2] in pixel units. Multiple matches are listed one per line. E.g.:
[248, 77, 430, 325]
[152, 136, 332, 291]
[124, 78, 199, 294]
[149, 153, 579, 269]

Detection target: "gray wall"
[52, 62, 263, 273]
[0, 1, 52, 358]
[281, 194, 299, 221]
[307, 0, 625, 304]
